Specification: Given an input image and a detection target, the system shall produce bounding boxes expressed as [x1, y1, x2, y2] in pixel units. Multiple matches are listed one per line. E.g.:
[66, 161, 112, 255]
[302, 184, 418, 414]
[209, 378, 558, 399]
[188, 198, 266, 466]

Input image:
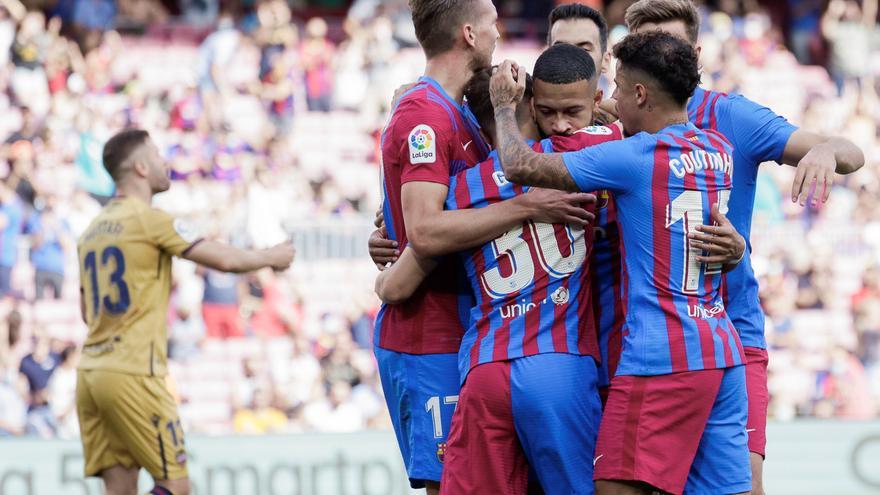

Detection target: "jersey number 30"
[481, 222, 586, 299]
[83, 246, 131, 316]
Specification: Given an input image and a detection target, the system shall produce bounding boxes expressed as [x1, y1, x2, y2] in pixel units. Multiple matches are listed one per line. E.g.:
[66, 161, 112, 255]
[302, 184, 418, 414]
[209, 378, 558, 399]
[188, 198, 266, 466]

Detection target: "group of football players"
[369, 1, 864, 494]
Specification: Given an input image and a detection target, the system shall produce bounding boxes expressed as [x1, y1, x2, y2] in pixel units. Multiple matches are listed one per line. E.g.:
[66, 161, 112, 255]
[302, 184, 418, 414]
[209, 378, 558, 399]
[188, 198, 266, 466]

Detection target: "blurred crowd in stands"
[0, 0, 877, 439]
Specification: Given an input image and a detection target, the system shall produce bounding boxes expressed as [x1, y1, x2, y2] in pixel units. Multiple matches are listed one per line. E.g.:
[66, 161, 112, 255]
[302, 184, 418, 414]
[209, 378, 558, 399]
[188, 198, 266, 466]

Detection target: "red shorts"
[202, 303, 243, 339]
[744, 347, 769, 457]
[594, 368, 750, 495]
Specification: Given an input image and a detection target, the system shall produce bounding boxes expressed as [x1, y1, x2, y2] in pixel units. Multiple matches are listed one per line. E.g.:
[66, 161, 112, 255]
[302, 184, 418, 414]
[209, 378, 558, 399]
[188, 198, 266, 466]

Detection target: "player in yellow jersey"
[76, 129, 295, 495]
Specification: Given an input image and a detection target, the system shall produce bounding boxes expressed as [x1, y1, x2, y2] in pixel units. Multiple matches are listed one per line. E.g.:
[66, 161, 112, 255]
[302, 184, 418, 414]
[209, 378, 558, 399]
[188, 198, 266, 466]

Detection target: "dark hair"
[102, 129, 150, 181]
[464, 67, 534, 131]
[409, 0, 478, 58]
[625, 0, 701, 44]
[613, 31, 699, 105]
[534, 43, 596, 85]
[548, 3, 609, 52]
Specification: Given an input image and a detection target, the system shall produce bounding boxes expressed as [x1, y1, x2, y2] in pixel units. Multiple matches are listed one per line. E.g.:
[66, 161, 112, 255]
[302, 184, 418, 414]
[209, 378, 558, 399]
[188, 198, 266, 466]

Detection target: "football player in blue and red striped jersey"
[489, 32, 750, 495]
[624, 2, 864, 493]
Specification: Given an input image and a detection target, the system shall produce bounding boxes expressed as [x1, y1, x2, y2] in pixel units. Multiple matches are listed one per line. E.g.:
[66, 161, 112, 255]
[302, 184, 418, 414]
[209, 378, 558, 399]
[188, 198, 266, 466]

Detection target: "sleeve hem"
[180, 238, 205, 257]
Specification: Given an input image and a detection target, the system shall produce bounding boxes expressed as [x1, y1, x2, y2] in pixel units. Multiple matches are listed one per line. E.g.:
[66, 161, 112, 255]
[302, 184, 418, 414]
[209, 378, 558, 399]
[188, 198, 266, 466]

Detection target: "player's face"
[468, 0, 500, 70]
[548, 19, 608, 74]
[144, 140, 171, 193]
[532, 78, 597, 137]
[610, 64, 642, 137]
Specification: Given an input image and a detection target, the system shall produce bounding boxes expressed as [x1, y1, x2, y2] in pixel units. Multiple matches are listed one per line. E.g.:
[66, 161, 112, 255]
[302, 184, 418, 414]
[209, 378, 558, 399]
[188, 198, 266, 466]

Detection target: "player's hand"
[791, 143, 836, 206]
[490, 60, 526, 109]
[521, 188, 596, 227]
[373, 208, 385, 229]
[391, 82, 418, 109]
[265, 242, 296, 271]
[688, 205, 745, 265]
[594, 98, 619, 126]
[369, 227, 399, 271]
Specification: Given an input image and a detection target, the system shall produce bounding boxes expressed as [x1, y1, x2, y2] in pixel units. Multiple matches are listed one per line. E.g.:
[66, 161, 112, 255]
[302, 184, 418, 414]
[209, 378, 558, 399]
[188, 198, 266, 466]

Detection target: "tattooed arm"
[489, 61, 580, 192]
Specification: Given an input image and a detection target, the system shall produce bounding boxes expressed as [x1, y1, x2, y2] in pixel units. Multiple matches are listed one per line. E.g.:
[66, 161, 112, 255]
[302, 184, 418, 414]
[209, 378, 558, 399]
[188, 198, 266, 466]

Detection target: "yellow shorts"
[76, 369, 188, 480]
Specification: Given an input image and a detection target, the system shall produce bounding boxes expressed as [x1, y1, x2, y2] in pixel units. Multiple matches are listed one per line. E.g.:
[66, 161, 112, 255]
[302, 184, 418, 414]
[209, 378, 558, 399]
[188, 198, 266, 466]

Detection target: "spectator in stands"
[821, 0, 872, 96]
[233, 385, 287, 434]
[300, 17, 335, 112]
[18, 331, 59, 437]
[47, 344, 78, 438]
[787, 0, 824, 64]
[168, 305, 206, 362]
[196, 11, 240, 126]
[0, 180, 24, 296]
[200, 267, 244, 339]
[26, 198, 72, 300]
[0, 362, 26, 436]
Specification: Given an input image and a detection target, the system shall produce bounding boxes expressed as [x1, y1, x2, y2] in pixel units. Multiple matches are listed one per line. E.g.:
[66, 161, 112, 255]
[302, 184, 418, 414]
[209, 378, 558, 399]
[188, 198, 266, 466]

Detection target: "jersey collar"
[419, 76, 463, 110]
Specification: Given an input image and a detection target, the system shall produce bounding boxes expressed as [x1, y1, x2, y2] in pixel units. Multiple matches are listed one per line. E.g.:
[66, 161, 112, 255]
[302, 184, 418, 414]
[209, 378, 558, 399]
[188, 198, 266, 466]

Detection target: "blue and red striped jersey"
[591, 193, 626, 387]
[562, 122, 746, 376]
[374, 76, 489, 355]
[688, 87, 797, 350]
[445, 126, 619, 381]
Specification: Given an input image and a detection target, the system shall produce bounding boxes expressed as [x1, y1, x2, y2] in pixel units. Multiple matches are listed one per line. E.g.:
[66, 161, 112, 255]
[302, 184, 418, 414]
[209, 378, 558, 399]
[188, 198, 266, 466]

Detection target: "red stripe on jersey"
[694, 91, 711, 127]
[454, 173, 472, 212]
[652, 139, 690, 372]
[714, 321, 735, 368]
[707, 93, 722, 131]
[519, 222, 542, 356]
[577, 272, 596, 356]
[471, 248, 495, 370]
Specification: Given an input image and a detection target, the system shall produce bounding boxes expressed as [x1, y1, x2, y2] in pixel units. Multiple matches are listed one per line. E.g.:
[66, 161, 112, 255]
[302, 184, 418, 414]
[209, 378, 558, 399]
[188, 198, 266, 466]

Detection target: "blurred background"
[0, 0, 876, 471]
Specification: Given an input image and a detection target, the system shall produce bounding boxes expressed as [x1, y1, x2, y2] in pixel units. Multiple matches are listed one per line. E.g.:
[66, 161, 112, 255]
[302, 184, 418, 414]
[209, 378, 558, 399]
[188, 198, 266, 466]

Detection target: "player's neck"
[115, 182, 153, 205]
[423, 53, 473, 104]
[642, 108, 689, 134]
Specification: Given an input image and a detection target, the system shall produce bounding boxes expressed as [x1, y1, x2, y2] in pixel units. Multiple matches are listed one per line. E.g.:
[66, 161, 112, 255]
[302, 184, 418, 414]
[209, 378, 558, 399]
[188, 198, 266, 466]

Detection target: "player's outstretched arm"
[490, 61, 580, 192]
[374, 247, 438, 304]
[403, 181, 595, 258]
[183, 241, 295, 274]
[783, 130, 864, 206]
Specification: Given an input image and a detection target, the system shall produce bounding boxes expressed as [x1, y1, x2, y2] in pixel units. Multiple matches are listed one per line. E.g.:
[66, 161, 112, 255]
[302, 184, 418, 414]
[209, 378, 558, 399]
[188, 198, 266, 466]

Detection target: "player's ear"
[695, 44, 702, 58]
[132, 160, 149, 178]
[594, 88, 604, 106]
[462, 22, 477, 49]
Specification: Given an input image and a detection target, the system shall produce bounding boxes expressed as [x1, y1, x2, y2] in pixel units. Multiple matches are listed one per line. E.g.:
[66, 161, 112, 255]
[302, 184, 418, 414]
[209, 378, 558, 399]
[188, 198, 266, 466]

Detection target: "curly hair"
[613, 31, 700, 105]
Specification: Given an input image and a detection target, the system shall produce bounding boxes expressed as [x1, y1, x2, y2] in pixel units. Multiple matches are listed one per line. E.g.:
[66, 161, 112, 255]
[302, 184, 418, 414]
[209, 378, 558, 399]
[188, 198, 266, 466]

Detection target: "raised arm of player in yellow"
[183, 241, 295, 273]
[374, 247, 438, 304]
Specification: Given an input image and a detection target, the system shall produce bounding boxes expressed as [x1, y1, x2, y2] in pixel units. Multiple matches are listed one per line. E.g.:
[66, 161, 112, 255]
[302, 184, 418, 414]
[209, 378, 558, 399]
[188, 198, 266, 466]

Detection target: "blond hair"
[625, 0, 701, 43]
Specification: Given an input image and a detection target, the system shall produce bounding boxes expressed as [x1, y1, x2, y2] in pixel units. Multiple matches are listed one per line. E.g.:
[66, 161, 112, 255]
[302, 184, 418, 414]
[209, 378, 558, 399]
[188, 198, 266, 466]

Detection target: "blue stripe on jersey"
[373, 304, 387, 349]
[382, 194, 398, 242]
[541, 138, 554, 153]
[446, 174, 460, 211]
[460, 251, 485, 380]
[564, 261, 583, 353]
[466, 165, 486, 207]
[536, 281, 557, 354]
[507, 293, 527, 360]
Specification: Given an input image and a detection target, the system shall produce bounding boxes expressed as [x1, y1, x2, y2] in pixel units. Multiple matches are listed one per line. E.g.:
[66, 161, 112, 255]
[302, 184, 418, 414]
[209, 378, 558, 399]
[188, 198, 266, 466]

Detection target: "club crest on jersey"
[576, 125, 613, 136]
[597, 190, 610, 209]
[551, 286, 570, 306]
[408, 125, 436, 164]
[436, 442, 447, 463]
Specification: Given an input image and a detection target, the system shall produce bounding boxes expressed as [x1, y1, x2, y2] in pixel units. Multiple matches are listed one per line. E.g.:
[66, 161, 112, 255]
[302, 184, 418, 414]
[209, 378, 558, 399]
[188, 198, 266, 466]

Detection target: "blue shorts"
[374, 347, 460, 488]
[441, 353, 602, 495]
[685, 365, 751, 494]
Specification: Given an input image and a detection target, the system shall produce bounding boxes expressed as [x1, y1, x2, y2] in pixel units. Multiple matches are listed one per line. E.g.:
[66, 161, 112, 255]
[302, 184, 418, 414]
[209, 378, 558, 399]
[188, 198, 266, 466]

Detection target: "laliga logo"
[551, 287, 570, 306]
[410, 128, 432, 150]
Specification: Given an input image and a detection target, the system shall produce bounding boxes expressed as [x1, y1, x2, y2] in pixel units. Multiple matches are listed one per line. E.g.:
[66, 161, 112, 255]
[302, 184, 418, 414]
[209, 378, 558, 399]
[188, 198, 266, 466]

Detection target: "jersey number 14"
[665, 189, 731, 293]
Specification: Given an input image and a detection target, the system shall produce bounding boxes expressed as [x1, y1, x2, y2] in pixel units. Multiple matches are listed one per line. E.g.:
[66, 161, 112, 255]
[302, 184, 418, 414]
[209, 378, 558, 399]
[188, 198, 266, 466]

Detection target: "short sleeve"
[561, 134, 647, 194]
[722, 95, 798, 166]
[140, 208, 201, 257]
[398, 102, 454, 187]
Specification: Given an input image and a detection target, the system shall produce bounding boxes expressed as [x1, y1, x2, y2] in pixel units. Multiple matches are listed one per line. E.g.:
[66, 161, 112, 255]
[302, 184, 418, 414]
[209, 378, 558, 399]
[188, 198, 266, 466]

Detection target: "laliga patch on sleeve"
[173, 218, 200, 243]
[408, 125, 437, 164]
[577, 126, 614, 136]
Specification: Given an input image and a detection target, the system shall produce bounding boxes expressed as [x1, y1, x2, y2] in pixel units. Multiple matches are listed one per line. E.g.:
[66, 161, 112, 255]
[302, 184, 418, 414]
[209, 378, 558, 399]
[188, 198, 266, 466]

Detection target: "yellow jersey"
[77, 197, 199, 376]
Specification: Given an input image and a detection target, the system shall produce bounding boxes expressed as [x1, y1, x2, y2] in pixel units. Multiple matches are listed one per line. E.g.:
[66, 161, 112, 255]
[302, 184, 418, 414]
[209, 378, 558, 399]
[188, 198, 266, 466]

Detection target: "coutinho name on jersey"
[668, 149, 733, 179]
